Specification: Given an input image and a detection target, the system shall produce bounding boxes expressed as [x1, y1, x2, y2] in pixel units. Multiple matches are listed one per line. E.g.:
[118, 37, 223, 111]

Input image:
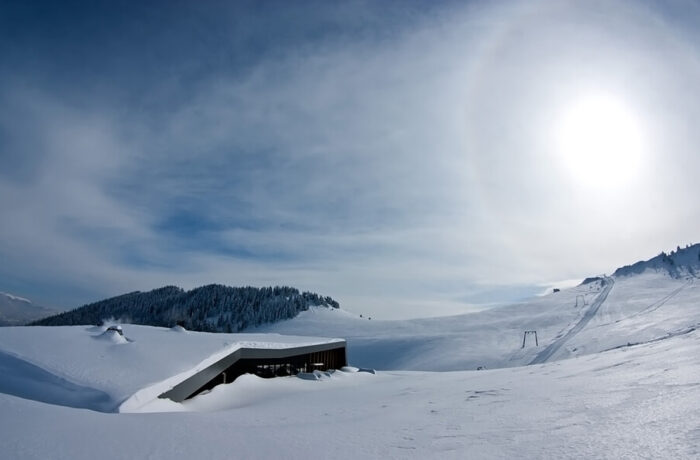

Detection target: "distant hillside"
[32, 285, 340, 332]
[613, 243, 700, 278]
[0, 292, 61, 326]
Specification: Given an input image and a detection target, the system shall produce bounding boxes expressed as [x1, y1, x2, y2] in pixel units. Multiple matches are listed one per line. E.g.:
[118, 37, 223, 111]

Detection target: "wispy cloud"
[1, 0, 700, 318]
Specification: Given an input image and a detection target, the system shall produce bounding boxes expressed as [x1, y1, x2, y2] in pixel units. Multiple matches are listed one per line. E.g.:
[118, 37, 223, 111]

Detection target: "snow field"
[1, 271, 700, 458]
[1, 328, 698, 459]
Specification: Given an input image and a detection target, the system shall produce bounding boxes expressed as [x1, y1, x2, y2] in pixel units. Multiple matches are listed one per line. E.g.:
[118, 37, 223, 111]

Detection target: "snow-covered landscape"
[4, 1, 700, 458]
[2, 246, 700, 458]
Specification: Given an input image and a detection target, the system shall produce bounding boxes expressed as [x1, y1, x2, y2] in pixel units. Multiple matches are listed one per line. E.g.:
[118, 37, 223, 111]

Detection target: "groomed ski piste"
[1, 270, 700, 459]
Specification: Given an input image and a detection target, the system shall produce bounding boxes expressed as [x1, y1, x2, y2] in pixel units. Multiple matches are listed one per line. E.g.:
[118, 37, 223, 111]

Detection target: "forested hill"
[31, 285, 340, 332]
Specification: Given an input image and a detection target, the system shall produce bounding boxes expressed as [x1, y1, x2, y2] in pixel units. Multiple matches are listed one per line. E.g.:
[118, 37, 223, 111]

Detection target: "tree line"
[31, 284, 340, 332]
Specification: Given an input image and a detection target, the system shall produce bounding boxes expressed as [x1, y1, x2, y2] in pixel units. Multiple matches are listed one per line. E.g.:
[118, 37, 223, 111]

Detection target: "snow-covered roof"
[0, 324, 344, 412]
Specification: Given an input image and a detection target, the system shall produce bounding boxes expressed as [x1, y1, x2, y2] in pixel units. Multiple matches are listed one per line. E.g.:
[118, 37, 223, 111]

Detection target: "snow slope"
[0, 326, 698, 459]
[251, 279, 609, 370]
[551, 272, 700, 360]
[251, 273, 700, 374]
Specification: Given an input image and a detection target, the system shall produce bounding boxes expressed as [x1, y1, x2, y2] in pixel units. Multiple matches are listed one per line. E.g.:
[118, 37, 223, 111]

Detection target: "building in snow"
[160, 339, 347, 402]
[0, 325, 346, 412]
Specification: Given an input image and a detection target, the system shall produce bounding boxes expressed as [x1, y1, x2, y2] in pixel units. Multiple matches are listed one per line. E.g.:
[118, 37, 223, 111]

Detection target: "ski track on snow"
[617, 278, 694, 323]
[529, 277, 614, 365]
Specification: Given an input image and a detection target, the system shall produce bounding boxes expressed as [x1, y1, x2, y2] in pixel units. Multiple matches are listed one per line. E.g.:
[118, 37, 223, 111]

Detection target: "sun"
[555, 93, 644, 188]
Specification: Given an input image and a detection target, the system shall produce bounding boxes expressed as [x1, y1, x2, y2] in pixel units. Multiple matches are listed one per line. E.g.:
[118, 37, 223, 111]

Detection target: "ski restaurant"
[159, 338, 347, 402]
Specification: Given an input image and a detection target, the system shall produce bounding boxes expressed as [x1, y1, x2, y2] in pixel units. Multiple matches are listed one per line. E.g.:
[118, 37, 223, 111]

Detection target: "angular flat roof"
[0, 325, 344, 412]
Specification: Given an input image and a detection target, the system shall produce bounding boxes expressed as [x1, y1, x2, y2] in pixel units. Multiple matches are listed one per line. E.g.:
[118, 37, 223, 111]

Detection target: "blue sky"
[2, 0, 700, 318]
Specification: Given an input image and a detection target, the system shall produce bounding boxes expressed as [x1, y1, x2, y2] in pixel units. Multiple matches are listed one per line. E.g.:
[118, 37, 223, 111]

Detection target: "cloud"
[1, 0, 700, 318]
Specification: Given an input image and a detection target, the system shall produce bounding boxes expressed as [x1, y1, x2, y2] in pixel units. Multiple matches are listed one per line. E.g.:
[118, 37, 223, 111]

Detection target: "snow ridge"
[613, 243, 700, 278]
[0, 292, 31, 304]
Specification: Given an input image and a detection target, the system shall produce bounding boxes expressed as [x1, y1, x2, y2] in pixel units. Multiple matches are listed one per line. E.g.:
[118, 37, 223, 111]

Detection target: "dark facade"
[159, 341, 347, 402]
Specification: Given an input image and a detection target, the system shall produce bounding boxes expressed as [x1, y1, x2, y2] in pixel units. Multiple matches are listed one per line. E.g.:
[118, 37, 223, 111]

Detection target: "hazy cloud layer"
[1, 0, 700, 318]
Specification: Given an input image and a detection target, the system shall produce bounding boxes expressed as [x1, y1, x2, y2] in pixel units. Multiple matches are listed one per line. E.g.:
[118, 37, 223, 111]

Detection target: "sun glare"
[555, 93, 644, 188]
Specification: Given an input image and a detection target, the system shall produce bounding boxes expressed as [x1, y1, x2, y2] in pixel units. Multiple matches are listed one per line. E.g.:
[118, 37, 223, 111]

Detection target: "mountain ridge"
[613, 243, 700, 279]
[0, 292, 60, 326]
